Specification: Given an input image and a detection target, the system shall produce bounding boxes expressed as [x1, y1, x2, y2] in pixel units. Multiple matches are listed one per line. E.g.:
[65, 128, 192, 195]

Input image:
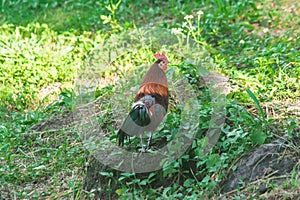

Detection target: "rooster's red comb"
[154, 52, 169, 63]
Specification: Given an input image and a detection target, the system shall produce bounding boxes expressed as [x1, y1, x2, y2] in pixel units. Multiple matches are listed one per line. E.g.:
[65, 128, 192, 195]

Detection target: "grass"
[0, 0, 299, 199]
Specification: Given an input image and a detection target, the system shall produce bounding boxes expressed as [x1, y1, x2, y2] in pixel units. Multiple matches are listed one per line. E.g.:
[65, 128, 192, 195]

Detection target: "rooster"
[117, 53, 169, 151]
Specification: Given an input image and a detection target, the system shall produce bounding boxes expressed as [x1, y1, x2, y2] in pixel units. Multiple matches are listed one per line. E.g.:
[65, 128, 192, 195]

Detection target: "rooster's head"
[154, 52, 169, 71]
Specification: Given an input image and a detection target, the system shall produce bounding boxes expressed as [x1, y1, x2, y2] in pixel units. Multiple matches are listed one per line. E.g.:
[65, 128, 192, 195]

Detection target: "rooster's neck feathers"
[140, 60, 168, 88]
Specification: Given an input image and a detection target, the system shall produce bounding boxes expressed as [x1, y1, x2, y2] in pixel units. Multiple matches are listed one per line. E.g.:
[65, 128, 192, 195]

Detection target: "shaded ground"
[27, 73, 300, 199]
[221, 131, 300, 198]
[28, 99, 300, 199]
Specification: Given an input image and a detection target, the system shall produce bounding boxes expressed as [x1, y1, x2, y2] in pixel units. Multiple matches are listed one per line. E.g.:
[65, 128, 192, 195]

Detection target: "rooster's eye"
[158, 61, 165, 68]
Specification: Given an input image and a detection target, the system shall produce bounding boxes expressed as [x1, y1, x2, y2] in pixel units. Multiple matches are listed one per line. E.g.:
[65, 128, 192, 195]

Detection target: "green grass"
[0, 0, 299, 199]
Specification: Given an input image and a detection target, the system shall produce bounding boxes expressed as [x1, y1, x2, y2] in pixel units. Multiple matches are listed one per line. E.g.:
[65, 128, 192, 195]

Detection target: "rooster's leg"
[146, 132, 153, 150]
[139, 134, 146, 152]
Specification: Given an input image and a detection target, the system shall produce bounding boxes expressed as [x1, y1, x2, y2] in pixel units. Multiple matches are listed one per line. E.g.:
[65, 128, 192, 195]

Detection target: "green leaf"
[99, 172, 113, 177]
[250, 131, 266, 145]
[246, 88, 266, 123]
[33, 165, 46, 170]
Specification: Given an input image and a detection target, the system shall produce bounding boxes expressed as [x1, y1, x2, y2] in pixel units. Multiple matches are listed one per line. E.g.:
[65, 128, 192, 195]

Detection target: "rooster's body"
[117, 53, 169, 150]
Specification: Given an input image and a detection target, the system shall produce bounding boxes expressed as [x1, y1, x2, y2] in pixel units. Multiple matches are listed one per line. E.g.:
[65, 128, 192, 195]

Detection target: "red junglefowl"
[117, 53, 169, 151]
